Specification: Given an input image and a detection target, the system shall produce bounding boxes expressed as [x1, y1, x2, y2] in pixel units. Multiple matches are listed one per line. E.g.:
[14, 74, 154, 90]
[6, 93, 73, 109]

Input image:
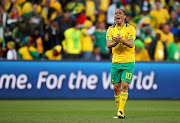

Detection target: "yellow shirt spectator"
[135, 40, 151, 61]
[154, 40, 165, 61]
[99, 0, 109, 11]
[18, 46, 38, 60]
[156, 28, 174, 46]
[81, 20, 94, 52]
[44, 45, 62, 60]
[85, 0, 96, 22]
[42, 0, 62, 11]
[50, 0, 62, 11]
[41, 8, 57, 24]
[136, 49, 151, 61]
[22, 2, 32, 14]
[65, 1, 85, 13]
[150, 8, 170, 29]
[63, 27, 81, 54]
[81, 29, 93, 52]
[150, 0, 167, 7]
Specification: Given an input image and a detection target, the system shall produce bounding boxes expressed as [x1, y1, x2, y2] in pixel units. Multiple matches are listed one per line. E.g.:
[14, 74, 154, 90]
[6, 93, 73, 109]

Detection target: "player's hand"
[112, 36, 118, 42]
[116, 34, 123, 43]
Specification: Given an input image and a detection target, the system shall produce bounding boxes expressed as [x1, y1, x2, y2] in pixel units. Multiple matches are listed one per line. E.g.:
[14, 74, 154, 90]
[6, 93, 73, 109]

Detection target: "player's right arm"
[106, 27, 118, 48]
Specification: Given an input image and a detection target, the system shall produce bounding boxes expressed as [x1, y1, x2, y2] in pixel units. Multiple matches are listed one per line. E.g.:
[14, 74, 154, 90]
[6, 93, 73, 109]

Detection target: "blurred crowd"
[0, 0, 180, 61]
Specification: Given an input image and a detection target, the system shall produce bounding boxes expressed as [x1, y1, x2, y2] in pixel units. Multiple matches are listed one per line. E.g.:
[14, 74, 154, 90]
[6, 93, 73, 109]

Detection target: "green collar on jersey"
[116, 23, 125, 31]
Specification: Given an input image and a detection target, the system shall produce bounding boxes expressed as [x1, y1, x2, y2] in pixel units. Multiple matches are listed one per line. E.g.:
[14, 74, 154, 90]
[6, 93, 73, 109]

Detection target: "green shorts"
[111, 62, 135, 84]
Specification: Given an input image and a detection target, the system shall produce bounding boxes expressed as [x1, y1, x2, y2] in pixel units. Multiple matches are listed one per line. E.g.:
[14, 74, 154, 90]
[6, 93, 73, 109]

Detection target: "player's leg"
[118, 64, 134, 118]
[118, 81, 129, 118]
[111, 63, 121, 109]
[113, 82, 122, 119]
[114, 83, 121, 109]
[111, 63, 122, 119]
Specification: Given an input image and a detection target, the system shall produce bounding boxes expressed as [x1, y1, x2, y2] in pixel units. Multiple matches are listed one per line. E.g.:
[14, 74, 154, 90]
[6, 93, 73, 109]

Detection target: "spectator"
[69, 6, 87, 28]
[156, 23, 174, 46]
[168, 0, 180, 11]
[1, 0, 16, 13]
[98, 0, 109, 22]
[132, 1, 152, 29]
[65, 0, 85, 14]
[12, 13, 31, 45]
[54, 12, 73, 33]
[150, 0, 166, 9]
[94, 21, 109, 60]
[168, 10, 180, 35]
[139, 18, 155, 42]
[17, 36, 39, 60]
[167, 35, 180, 61]
[8, 5, 21, 29]
[29, 3, 44, 35]
[22, 0, 33, 14]
[150, 0, 170, 29]
[177, 6, 180, 23]
[43, 20, 63, 51]
[125, 0, 141, 18]
[6, 41, 18, 60]
[85, 0, 98, 23]
[168, 9, 179, 28]
[4, 25, 13, 43]
[41, 0, 62, 25]
[135, 39, 151, 61]
[43, 45, 62, 60]
[63, 21, 81, 59]
[144, 37, 152, 52]
[81, 20, 95, 60]
[33, 27, 44, 57]
[149, 33, 167, 61]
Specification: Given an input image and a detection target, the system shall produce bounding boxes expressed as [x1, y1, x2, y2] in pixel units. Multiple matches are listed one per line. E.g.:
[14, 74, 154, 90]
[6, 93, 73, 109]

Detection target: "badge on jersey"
[129, 35, 134, 40]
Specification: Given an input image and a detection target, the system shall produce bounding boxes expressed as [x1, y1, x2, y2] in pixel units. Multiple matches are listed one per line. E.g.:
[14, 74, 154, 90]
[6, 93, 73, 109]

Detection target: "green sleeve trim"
[106, 40, 112, 42]
[17, 51, 21, 59]
[29, 51, 39, 58]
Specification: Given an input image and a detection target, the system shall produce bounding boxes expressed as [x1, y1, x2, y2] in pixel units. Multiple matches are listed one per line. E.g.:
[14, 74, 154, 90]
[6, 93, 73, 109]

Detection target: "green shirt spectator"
[167, 35, 180, 61]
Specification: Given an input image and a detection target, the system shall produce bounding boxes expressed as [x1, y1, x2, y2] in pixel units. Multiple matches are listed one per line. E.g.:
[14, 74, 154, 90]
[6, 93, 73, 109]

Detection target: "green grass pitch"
[0, 100, 180, 123]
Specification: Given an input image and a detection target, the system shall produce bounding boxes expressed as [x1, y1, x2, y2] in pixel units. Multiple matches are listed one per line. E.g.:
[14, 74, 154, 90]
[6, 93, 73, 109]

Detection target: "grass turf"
[0, 100, 180, 123]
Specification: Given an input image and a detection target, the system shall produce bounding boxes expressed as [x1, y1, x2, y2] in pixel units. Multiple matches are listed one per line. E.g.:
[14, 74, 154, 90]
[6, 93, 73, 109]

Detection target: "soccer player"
[106, 9, 136, 119]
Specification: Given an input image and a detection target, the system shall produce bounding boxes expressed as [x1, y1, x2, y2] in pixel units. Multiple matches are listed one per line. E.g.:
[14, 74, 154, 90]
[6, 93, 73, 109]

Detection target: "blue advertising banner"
[0, 61, 180, 99]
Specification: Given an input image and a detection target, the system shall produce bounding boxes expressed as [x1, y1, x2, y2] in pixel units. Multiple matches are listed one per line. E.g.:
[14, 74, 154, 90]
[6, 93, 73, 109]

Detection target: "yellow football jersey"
[106, 24, 136, 63]
[150, 8, 170, 29]
[19, 46, 37, 60]
[156, 29, 174, 46]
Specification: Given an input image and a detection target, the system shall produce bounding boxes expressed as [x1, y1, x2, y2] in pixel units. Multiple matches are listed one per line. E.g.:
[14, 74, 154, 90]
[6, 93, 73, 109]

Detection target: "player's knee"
[121, 82, 129, 91]
[114, 83, 121, 95]
[114, 85, 120, 91]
